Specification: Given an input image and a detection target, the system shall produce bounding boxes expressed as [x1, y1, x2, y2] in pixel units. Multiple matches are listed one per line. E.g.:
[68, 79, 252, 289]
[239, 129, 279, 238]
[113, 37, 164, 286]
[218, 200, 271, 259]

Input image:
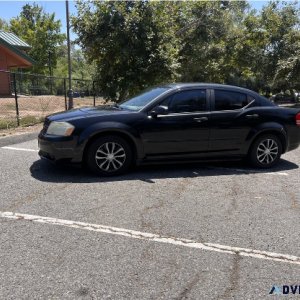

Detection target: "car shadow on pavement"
[30, 158, 299, 184]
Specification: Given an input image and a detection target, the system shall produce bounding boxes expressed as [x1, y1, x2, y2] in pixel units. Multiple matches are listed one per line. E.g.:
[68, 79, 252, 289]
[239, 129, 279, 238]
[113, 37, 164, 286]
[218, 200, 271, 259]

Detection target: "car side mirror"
[150, 106, 168, 118]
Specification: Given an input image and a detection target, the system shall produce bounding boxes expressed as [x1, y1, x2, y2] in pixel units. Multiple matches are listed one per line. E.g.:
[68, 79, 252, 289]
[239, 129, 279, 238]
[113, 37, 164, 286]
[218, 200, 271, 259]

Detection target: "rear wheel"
[249, 134, 282, 168]
[86, 135, 133, 176]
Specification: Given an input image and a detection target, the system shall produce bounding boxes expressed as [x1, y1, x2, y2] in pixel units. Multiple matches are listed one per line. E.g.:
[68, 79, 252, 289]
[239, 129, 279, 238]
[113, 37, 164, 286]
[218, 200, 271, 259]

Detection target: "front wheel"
[86, 135, 133, 176]
[249, 134, 282, 168]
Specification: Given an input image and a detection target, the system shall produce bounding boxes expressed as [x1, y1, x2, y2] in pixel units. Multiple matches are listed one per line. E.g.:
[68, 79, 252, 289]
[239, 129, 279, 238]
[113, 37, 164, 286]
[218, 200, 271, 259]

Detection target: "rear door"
[209, 89, 258, 152]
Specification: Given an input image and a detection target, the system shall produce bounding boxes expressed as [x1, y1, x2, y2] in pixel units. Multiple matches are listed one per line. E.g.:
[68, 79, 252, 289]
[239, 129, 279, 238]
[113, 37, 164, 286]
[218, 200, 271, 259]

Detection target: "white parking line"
[264, 172, 289, 176]
[1, 211, 300, 266]
[1, 146, 38, 152]
[208, 167, 289, 176]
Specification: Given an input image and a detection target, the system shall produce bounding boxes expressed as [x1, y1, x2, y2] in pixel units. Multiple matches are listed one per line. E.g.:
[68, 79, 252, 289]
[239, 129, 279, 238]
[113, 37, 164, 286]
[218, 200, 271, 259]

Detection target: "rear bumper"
[38, 133, 83, 163]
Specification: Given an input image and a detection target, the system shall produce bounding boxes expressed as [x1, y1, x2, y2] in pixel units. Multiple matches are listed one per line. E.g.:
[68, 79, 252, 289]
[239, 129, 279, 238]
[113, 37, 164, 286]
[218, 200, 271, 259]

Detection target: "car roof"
[162, 83, 258, 95]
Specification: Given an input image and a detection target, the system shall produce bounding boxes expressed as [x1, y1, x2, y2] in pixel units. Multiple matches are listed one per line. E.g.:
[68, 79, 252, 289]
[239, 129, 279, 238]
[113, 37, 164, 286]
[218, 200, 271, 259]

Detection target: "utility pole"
[48, 50, 53, 94]
[66, 0, 73, 109]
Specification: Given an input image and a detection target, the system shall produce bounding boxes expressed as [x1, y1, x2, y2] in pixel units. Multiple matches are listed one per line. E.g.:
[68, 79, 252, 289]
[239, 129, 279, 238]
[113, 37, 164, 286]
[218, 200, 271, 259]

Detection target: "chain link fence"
[0, 70, 105, 130]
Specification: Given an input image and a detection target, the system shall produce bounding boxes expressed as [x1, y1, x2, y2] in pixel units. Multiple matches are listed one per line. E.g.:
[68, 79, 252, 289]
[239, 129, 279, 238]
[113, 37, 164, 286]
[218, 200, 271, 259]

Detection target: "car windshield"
[119, 87, 170, 111]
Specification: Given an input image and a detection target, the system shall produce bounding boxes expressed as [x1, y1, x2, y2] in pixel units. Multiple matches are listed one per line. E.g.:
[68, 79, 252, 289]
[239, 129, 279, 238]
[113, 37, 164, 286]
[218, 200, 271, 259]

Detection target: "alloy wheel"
[95, 142, 126, 172]
[256, 138, 279, 165]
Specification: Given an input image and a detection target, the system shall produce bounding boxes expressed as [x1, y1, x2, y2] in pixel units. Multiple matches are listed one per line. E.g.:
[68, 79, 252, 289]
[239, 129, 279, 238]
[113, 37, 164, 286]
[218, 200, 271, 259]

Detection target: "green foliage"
[0, 119, 17, 130]
[72, 0, 300, 100]
[2, 1, 299, 100]
[0, 116, 44, 130]
[178, 1, 300, 93]
[9, 3, 65, 74]
[0, 18, 9, 30]
[52, 44, 96, 95]
[53, 44, 96, 80]
[257, 1, 300, 92]
[19, 115, 39, 126]
[72, 1, 181, 101]
[177, 1, 249, 83]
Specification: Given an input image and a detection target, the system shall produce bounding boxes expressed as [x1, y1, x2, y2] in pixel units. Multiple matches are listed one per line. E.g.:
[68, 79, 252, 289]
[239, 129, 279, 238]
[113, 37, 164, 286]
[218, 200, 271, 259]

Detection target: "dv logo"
[269, 285, 300, 295]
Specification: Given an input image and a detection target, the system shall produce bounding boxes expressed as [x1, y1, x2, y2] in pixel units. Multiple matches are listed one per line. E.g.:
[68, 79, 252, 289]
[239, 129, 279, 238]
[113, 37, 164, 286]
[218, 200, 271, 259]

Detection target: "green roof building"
[0, 30, 34, 95]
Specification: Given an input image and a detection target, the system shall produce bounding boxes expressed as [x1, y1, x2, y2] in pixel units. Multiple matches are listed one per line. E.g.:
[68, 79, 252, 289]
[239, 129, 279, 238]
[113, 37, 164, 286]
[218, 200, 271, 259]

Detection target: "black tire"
[86, 135, 133, 176]
[248, 134, 282, 168]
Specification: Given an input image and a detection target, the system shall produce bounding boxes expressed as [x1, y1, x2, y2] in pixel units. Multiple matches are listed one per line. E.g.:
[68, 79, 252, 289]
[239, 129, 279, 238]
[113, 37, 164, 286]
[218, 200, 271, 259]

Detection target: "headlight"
[46, 121, 75, 136]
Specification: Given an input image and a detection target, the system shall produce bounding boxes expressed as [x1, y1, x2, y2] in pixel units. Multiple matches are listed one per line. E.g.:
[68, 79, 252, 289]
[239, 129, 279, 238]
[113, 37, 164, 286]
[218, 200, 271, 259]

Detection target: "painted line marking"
[207, 167, 289, 176]
[265, 172, 289, 176]
[1, 146, 38, 152]
[1, 211, 300, 266]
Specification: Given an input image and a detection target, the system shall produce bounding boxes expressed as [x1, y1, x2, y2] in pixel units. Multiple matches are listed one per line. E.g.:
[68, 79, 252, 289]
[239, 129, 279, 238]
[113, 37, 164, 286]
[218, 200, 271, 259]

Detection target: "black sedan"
[38, 83, 300, 176]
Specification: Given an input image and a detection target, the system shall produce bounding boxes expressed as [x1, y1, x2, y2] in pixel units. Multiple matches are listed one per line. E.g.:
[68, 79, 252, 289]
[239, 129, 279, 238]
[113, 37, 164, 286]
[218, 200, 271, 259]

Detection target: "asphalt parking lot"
[0, 133, 300, 299]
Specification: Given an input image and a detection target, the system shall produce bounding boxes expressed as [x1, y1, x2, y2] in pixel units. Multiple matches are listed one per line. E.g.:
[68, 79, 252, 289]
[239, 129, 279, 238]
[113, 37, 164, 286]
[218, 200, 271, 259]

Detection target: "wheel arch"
[247, 127, 287, 154]
[82, 129, 141, 164]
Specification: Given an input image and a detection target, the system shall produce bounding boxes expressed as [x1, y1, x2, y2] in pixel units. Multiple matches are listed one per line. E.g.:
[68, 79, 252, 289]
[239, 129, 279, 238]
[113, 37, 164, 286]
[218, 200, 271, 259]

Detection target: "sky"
[0, 1, 274, 41]
[0, 0, 78, 39]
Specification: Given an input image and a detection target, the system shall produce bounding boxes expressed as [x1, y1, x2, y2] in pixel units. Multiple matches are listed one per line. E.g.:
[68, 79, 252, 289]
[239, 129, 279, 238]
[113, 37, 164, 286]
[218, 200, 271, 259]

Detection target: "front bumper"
[38, 133, 83, 163]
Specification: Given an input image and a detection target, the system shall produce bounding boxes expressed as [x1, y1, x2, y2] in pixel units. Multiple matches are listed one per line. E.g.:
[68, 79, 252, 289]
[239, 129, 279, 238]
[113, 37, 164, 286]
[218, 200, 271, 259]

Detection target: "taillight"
[296, 113, 300, 126]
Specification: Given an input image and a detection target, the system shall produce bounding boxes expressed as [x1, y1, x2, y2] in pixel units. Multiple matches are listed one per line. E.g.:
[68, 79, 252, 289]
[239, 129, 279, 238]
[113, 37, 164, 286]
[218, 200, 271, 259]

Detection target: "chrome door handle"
[245, 114, 259, 119]
[193, 117, 208, 122]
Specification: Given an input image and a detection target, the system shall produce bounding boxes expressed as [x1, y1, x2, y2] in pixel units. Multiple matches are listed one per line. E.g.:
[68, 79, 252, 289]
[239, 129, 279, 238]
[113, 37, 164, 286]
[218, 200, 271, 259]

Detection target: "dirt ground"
[0, 95, 107, 130]
[0, 95, 105, 119]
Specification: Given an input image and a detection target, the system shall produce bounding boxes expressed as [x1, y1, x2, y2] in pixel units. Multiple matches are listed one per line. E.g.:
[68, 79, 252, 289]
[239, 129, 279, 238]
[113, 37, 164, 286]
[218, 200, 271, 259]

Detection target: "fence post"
[12, 73, 20, 126]
[64, 78, 67, 110]
[93, 81, 96, 106]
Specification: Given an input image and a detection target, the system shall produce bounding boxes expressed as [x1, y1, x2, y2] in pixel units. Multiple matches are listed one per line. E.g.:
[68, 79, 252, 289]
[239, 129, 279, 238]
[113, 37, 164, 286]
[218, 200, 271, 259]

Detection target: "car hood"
[47, 105, 134, 122]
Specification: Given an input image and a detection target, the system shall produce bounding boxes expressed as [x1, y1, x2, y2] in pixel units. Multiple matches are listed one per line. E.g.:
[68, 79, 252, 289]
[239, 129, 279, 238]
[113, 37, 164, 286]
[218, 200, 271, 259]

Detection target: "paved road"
[0, 134, 299, 299]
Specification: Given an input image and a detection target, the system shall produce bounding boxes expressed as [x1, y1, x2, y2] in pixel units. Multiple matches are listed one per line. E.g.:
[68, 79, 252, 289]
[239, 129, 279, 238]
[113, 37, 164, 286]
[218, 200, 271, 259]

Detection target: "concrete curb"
[0, 131, 39, 147]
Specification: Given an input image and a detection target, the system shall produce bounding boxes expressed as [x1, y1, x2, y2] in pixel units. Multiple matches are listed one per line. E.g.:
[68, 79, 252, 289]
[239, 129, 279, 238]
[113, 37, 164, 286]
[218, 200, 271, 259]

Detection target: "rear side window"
[161, 90, 207, 113]
[214, 90, 250, 111]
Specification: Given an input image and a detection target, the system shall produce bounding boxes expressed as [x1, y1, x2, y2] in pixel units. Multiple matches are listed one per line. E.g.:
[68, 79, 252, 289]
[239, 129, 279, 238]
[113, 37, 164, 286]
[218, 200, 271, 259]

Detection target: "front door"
[138, 89, 211, 156]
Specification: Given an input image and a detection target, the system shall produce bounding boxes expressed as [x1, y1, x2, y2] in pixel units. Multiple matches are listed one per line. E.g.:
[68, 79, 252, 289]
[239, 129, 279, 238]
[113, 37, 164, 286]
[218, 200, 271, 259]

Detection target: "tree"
[9, 3, 65, 74]
[0, 18, 8, 30]
[72, 1, 181, 101]
[258, 1, 300, 93]
[178, 1, 250, 83]
[53, 44, 96, 80]
[72, 0, 300, 99]
[264, 2, 300, 93]
[273, 36, 300, 94]
[53, 44, 96, 96]
[178, 1, 300, 94]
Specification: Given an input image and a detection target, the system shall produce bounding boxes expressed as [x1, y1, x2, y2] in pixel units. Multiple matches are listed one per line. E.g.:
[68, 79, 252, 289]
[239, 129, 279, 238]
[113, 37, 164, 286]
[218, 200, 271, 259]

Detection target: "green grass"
[19, 116, 40, 126]
[0, 116, 44, 130]
[4, 104, 16, 110]
[0, 119, 18, 130]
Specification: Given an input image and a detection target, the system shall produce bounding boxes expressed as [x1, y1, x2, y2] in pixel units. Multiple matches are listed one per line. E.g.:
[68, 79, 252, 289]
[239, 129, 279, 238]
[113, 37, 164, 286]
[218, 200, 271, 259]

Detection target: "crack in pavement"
[227, 176, 239, 216]
[218, 254, 241, 300]
[139, 177, 190, 234]
[175, 272, 201, 300]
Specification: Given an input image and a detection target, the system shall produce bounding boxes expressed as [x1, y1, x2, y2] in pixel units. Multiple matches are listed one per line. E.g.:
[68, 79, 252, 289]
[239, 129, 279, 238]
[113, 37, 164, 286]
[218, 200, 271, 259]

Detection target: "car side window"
[160, 90, 207, 113]
[214, 90, 250, 111]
